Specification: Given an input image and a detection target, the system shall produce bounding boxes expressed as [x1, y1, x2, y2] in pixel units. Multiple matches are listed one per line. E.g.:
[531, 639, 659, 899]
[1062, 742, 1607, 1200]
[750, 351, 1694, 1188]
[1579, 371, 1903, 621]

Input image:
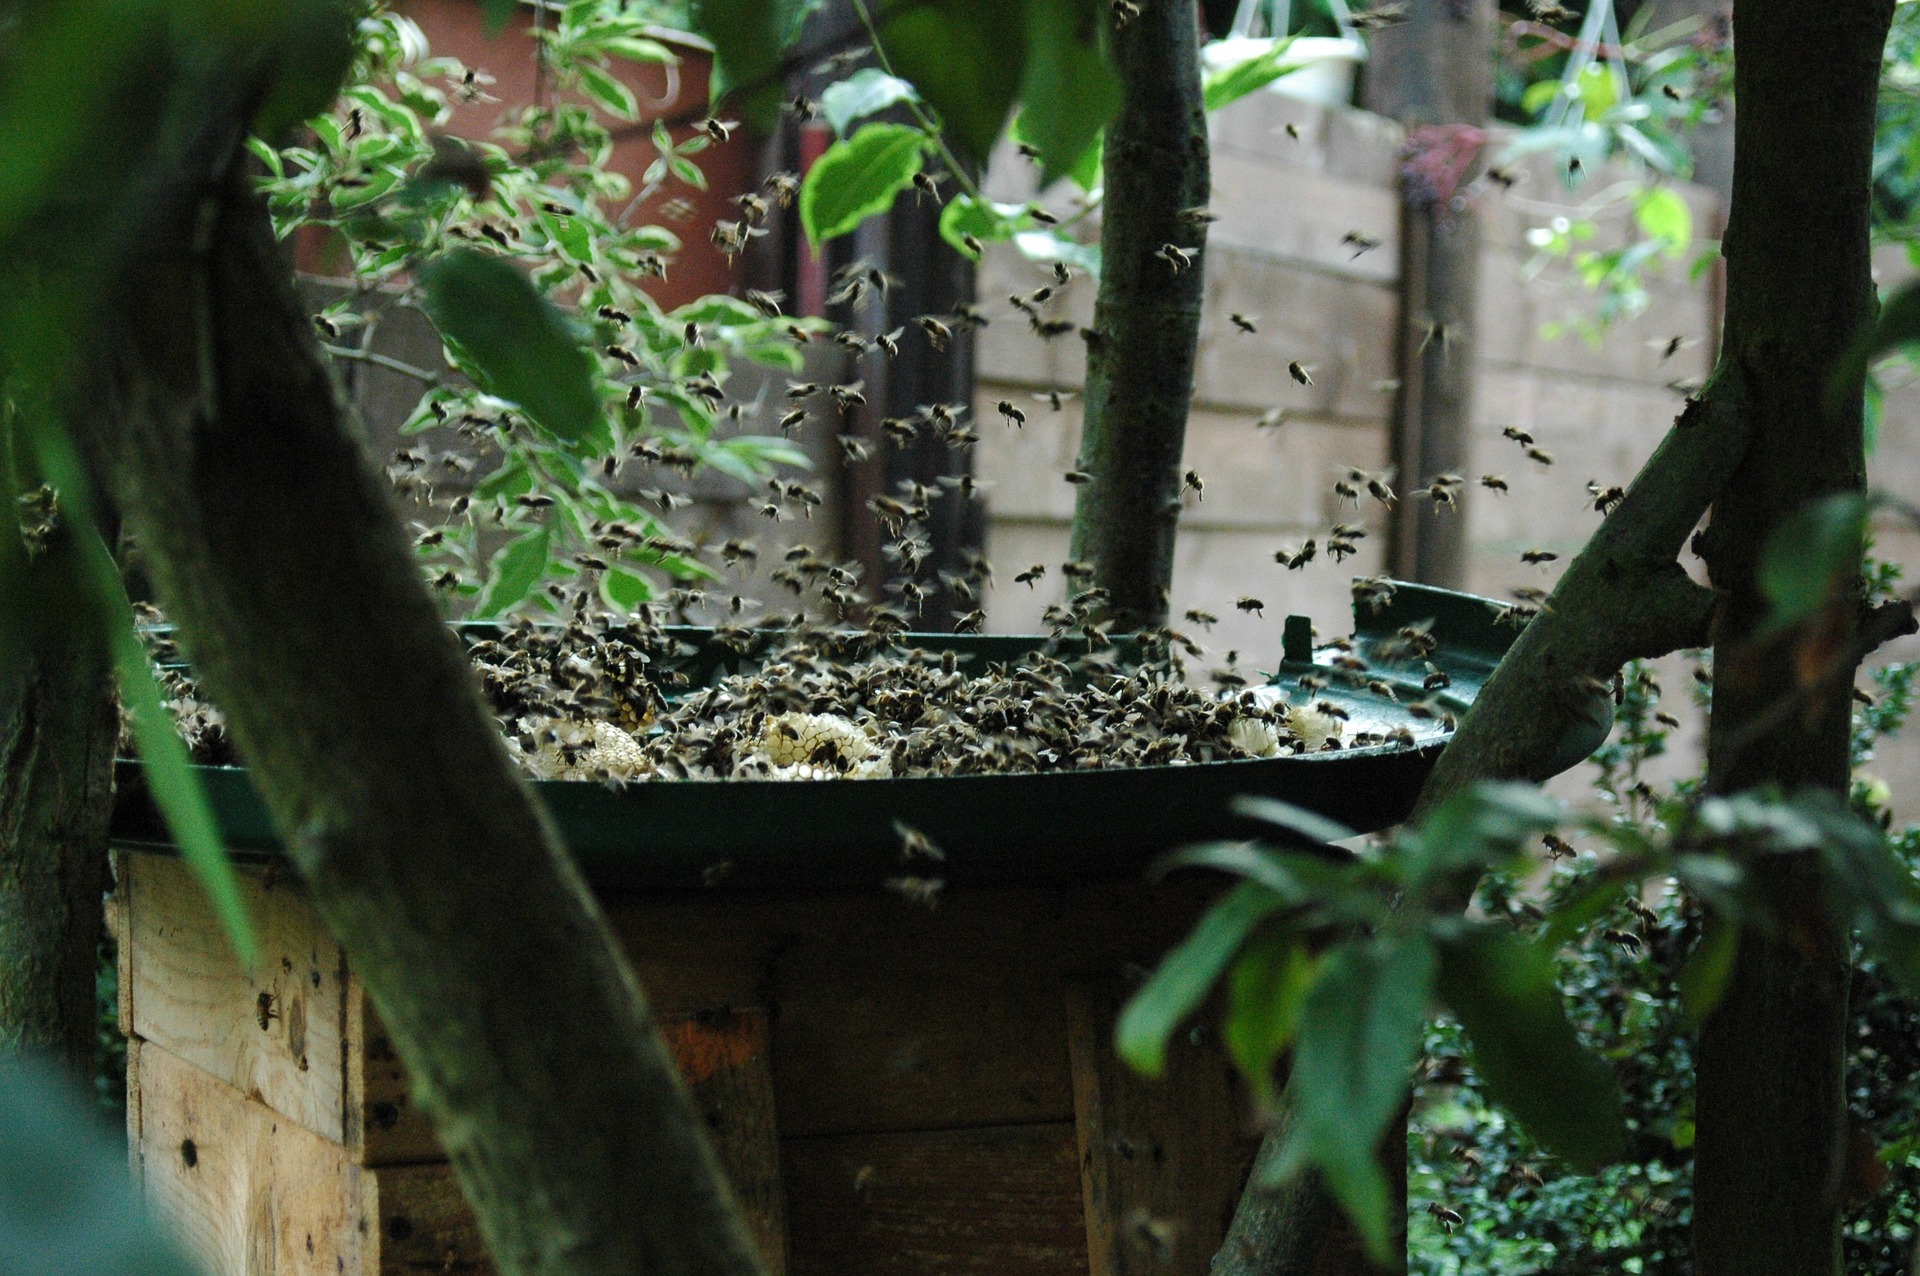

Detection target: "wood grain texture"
[124, 855, 352, 1147]
[1068, 982, 1260, 1276]
[133, 1039, 376, 1276]
[782, 1123, 1089, 1275]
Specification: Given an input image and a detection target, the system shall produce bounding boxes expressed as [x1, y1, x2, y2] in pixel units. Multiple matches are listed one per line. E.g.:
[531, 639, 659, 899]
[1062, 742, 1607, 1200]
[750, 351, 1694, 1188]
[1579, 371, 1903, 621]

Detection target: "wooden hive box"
[116, 847, 1262, 1275]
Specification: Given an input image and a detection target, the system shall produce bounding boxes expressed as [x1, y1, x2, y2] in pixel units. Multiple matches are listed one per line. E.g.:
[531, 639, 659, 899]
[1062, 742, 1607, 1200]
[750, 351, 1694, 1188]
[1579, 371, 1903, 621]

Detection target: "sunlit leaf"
[820, 68, 921, 136]
[1634, 186, 1693, 259]
[474, 526, 552, 617]
[798, 122, 928, 246]
[419, 249, 601, 441]
[1202, 37, 1303, 112]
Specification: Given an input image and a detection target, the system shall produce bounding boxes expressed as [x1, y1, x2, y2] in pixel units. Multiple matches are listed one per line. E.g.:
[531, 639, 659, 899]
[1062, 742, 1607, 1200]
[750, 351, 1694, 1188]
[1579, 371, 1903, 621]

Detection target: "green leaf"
[600, 566, 655, 611]
[1436, 928, 1627, 1171]
[1116, 881, 1285, 1077]
[875, 1, 1022, 164]
[1232, 795, 1357, 847]
[937, 194, 1025, 257]
[1837, 279, 1920, 406]
[474, 526, 552, 617]
[577, 63, 639, 121]
[419, 250, 601, 442]
[1634, 186, 1693, 259]
[1521, 77, 1563, 117]
[1286, 933, 1435, 1262]
[1400, 782, 1563, 886]
[691, 0, 824, 128]
[1678, 916, 1740, 1025]
[1222, 930, 1318, 1111]
[1756, 492, 1865, 633]
[478, 0, 518, 36]
[0, 1054, 205, 1276]
[1016, 0, 1120, 185]
[1203, 37, 1304, 112]
[820, 68, 921, 136]
[798, 122, 929, 247]
[1013, 230, 1102, 279]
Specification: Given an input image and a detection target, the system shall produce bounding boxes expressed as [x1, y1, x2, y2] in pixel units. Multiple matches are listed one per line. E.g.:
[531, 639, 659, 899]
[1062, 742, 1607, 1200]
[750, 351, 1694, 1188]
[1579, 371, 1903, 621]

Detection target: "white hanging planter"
[1201, 0, 1367, 109]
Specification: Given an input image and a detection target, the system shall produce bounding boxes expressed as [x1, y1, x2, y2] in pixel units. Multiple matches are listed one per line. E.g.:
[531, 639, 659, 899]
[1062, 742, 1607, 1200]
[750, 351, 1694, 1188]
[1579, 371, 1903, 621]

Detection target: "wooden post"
[1368, 0, 1493, 589]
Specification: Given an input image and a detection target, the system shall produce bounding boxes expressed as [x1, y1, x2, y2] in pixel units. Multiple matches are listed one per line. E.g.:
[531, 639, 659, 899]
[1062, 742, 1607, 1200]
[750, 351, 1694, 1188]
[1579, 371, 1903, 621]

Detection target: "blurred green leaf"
[577, 63, 640, 121]
[1016, 0, 1119, 185]
[1634, 186, 1693, 259]
[1836, 279, 1920, 408]
[1285, 932, 1435, 1262]
[875, 1, 1021, 164]
[937, 194, 1026, 257]
[1202, 37, 1302, 112]
[1232, 794, 1357, 846]
[419, 250, 601, 442]
[692, 0, 824, 129]
[820, 68, 922, 136]
[1223, 929, 1317, 1111]
[1116, 881, 1285, 1077]
[1436, 927, 1627, 1171]
[0, 1054, 203, 1275]
[1678, 916, 1740, 1025]
[479, 0, 518, 36]
[474, 526, 552, 617]
[1756, 492, 1865, 634]
[1402, 782, 1563, 885]
[798, 123, 928, 246]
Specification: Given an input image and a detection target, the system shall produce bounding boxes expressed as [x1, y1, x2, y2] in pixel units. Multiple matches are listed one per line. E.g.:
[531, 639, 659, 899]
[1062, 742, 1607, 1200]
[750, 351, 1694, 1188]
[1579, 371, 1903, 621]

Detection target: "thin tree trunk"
[1368, 0, 1494, 589]
[1069, 0, 1209, 629]
[1693, 2, 1893, 1272]
[0, 610, 115, 1081]
[69, 65, 764, 1276]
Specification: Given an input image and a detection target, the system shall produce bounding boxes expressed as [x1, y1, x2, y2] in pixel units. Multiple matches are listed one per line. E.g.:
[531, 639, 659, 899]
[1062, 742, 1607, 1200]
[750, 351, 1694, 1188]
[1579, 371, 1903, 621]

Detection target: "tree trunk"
[1069, 0, 1209, 629]
[0, 596, 115, 1081]
[71, 70, 764, 1276]
[1693, 2, 1893, 1272]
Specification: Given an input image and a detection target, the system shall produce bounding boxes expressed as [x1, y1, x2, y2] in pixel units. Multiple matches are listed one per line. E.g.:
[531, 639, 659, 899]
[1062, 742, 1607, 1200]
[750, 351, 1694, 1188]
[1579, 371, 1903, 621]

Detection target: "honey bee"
[1183, 470, 1204, 500]
[1155, 243, 1193, 273]
[912, 170, 944, 205]
[893, 820, 945, 863]
[1342, 229, 1382, 257]
[997, 400, 1027, 427]
[1289, 360, 1314, 386]
[1480, 473, 1509, 493]
[1425, 1202, 1464, 1234]
[1235, 596, 1266, 616]
[1015, 564, 1047, 589]
[1502, 426, 1535, 446]
[915, 316, 953, 350]
[1525, 445, 1554, 467]
[1542, 833, 1575, 861]
[886, 876, 945, 909]
[1064, 469, 1093, 485]
[1521, 549, 1558, 565]
[1230, 313, 1258, 333]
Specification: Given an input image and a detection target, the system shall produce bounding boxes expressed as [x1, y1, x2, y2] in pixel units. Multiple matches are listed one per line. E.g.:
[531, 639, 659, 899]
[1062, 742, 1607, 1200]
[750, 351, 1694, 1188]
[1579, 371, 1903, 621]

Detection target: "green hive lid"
[111, 581, 1604, 891]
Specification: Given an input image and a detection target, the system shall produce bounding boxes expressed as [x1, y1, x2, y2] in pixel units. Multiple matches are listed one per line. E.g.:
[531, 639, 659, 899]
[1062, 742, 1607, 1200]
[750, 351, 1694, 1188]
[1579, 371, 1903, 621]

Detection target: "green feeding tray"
[111, 581, 1601, 891]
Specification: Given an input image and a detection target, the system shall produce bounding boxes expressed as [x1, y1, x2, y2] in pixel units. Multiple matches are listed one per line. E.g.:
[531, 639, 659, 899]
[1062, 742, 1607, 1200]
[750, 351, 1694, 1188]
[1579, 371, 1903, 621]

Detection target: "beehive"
[117, 849, 1262, 1275]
